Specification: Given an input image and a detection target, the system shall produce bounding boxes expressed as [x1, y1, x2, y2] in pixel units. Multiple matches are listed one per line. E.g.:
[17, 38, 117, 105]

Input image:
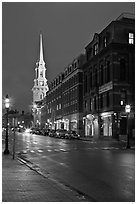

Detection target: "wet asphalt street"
[7, 131, 135, 202]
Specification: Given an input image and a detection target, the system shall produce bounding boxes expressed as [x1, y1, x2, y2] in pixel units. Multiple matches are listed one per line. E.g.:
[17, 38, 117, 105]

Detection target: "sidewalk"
[2, 153, 84, 202]
[80, 136, 135, 150]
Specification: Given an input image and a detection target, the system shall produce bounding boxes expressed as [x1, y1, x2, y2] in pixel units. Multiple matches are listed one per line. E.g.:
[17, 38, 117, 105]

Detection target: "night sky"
[2, 2, 135, 112]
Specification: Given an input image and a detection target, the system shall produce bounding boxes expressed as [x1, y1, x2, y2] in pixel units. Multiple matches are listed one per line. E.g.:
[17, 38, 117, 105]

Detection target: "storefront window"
[101, 115, 112, 136]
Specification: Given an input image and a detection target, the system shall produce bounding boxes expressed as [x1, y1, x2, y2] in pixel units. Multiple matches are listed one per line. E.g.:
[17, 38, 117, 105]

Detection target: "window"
[103, 37, 107, 48]
[100, 65, 104, 85]
[121, 90, 127, 105]
[120, 59, 126, 81]
[93, 43, 98, 56]
[85, 100, 87, 111]
[87, 48, 92, 60]
[129, 33, 134, 44]
[59, 104, 62, 109]
[90, 98, 92, 111]
[90, 72, 92, 88]
[40, 93, 43, 100]
[106, 92, 110, 107]
[40, 71, 43, 77]
[100, 94, 103, 109]
[94, 96, 97, 110]
[84, 75, 88, 93]
[106, 61, 110, 82]
[95, 68, 98, 86]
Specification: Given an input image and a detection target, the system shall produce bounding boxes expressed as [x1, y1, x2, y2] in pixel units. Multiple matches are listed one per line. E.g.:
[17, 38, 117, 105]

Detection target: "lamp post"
[32, 103, 37, 127]
[125, 105, 131, 149]
[4, 94, 10, 155]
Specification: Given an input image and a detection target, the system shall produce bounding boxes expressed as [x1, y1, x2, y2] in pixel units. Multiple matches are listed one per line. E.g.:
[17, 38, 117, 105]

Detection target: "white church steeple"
[40, 33, 44, 64]
[32, 33, 49, 104]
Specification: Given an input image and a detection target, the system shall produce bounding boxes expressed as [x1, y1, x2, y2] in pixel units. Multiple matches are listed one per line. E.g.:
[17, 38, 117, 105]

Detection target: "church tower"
[32, 33, 49, 127]
[32, 33, 49, 103]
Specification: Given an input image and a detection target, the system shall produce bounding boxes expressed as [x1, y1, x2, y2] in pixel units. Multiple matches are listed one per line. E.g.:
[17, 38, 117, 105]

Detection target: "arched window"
[40, 92, 44, 100]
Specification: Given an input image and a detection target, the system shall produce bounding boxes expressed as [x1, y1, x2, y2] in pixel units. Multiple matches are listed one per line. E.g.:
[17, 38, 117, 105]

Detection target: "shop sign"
[99, 81, 113, 94]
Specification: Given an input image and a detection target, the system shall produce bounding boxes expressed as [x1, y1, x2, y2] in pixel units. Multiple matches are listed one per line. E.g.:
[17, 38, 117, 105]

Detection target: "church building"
[32, 33, 49, 127]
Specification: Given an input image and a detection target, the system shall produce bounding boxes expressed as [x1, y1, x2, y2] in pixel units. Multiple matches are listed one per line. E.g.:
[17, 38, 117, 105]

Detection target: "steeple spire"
[40, 33, 44, 63]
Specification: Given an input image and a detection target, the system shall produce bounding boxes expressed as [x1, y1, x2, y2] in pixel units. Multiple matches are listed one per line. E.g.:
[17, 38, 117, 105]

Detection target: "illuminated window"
[129, 33, 134, 44]
[103, 37, 107, 48]
[93, 43, 98, 55]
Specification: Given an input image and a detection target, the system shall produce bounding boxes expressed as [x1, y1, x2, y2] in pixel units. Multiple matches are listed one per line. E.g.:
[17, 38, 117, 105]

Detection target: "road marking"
[37, 149, 43, 153]
[59, 162, 69, 167]
[47, 149, 52, 152]
[60, 149, 66, 152]
[22, 150, 27, 153]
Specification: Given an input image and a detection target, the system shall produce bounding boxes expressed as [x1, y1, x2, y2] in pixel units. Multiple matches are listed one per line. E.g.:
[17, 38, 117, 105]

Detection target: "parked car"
[31, 128, 42, 135]
[55, 129, 68, 139]
[42, 129, 50, 136]
[65, 131, 73, 139]
[48, 129, 56, 137]
[66, 130, 80, 139]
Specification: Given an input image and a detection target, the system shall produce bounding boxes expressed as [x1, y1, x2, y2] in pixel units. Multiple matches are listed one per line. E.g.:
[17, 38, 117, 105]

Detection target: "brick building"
[42, 54, 86, 135]
[82, 13, 135, 139]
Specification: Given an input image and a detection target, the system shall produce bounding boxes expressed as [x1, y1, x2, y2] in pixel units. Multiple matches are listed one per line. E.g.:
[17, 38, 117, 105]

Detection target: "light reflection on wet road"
[8, 132, 135, 202]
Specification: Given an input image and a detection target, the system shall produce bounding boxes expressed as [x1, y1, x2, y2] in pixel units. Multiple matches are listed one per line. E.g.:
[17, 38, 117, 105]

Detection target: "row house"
[83, 13, 135, 139]
[42, 54, 86, 135]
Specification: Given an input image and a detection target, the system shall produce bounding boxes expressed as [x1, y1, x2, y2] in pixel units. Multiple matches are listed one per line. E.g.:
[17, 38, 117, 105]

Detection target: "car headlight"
[25, 128, 31, 133]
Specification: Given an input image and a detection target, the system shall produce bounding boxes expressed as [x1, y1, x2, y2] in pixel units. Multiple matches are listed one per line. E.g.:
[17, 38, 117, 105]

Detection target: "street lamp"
[4, 94, 10, 154]
[32, 103, 37, 127]
[125, 105, 131, 149]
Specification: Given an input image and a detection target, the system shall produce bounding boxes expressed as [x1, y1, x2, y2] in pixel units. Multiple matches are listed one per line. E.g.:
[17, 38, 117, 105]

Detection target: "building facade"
[32, 33, 49, 127]
[43, 54, 86, 135]
[83, 13, 135, 139]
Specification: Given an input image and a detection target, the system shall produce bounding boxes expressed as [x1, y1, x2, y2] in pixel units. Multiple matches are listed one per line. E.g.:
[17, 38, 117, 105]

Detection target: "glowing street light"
[4, 94, 10, 154]
[33, 103, 37, 109]
[125, 105, 131, 149]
